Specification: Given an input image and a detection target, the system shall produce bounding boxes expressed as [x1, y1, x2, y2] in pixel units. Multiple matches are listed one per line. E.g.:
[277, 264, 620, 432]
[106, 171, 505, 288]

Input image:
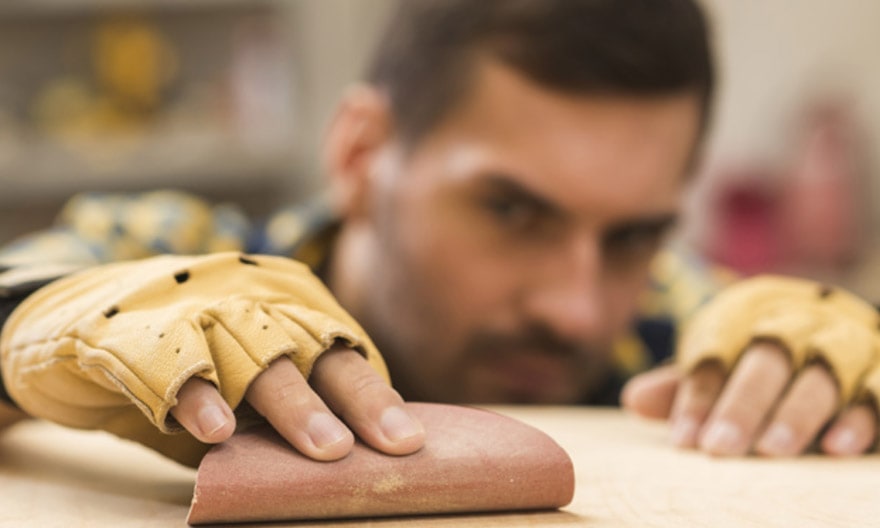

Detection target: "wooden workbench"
[1, 407, 877, 527]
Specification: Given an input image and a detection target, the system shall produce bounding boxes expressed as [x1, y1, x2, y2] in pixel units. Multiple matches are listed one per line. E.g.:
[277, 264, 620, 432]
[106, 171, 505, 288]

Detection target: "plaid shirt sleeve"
[609, 240, 737, 388]
[0, 190, 251, 268]
[0, 190, 253, 405]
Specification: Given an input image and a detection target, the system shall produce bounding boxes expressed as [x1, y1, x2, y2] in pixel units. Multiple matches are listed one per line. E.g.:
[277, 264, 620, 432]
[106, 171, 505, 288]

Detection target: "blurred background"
[0, 0, 878, 297]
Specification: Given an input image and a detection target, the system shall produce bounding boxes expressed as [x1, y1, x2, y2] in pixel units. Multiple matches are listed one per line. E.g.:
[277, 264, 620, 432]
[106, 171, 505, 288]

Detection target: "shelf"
[0, 0, 299, 207]
[0, 0, 281, 17]
[0, 130, 296, 205]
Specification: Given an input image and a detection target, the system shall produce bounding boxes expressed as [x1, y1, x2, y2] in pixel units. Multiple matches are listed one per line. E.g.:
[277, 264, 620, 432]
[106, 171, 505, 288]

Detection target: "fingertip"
[378, 406, 426, 455]
[304, 412, 355, 461]
[669, 415, 700, 448]
[311, 348, 426, 456]
[817, 405, 876, 456]
[621, 365, 681, 419]
[698, 420, 747, 456]
[822, 425, 871, 456]
[173, 377, 237, 443]
[195, 403, 236, 443]
[754, 422, 797, 457]
[620, 374, 656, 416]
[619, 377, 640, 411]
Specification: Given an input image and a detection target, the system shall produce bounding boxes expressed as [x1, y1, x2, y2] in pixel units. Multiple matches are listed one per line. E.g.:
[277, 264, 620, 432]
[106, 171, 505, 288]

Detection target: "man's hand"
[623, 352, 877, 456]
[172, 346, 425, 461]
[1, 252, 424, 466]
[622, 275, 880, 457]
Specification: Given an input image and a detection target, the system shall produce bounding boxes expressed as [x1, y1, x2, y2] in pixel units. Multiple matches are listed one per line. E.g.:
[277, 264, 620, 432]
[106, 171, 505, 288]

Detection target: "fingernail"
[758, 423, 794, 455]
[198, 405, 229, 436]
[670, 417, 699, 447]
[828, 428, 858, 455]
[700, 420, 742, 454]
[308, 413, 349, 448]
[380, 406, 424, 442]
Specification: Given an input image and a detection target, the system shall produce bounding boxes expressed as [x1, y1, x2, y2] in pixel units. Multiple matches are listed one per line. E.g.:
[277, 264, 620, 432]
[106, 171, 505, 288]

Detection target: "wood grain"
[1, 407, 878, 527]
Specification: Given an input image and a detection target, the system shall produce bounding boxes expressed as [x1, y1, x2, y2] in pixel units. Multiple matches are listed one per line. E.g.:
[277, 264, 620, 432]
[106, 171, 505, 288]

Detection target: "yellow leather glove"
[677, 275, 880, 405]
[1, 252, 388, 466]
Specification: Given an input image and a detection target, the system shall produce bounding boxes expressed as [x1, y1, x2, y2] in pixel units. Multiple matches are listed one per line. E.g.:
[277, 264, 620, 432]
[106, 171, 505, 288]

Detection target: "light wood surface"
[1, 407, 878, 527]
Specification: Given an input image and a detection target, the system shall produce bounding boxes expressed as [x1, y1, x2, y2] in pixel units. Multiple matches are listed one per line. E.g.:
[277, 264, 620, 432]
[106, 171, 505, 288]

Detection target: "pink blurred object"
[704, 97, 866, 277]
[781, 100, 865, 272]
[708, 169, 785, 275]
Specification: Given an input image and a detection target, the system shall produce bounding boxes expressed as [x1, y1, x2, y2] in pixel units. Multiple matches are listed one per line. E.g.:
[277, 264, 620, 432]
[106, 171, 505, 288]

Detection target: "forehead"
[401, 61, 702, 221]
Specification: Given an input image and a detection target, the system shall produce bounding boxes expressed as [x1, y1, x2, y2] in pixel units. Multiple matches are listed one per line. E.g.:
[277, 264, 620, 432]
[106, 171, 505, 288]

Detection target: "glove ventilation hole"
[239, 255, 259, 266]
[103, 306, 119, 318]
[817, 285, 835, 299]
[174, 270, 190, 284]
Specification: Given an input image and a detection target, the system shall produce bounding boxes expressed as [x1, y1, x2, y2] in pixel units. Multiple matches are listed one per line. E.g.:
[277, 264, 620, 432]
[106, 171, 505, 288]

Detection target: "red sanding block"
[187, 402, 574, 524]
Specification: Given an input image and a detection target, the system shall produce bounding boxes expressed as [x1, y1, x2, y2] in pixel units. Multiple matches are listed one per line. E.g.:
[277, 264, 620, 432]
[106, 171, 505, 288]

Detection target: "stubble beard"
[360, 252, 614, 404]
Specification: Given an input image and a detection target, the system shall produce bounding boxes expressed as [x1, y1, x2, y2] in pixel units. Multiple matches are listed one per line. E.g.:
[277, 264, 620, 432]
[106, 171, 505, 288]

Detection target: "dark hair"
[367, 0, 715, 146]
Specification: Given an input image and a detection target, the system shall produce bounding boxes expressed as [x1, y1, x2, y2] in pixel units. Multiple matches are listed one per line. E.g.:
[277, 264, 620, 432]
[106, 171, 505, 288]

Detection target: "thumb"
[620, 364, 682, 420]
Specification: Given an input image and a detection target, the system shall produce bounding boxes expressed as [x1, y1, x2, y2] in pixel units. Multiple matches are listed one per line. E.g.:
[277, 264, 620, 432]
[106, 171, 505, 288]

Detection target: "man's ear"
[323, 84, 394, 220]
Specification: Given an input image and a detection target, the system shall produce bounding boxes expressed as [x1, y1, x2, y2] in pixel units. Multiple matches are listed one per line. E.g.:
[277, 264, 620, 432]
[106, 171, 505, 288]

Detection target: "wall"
[701, 0, 880, 165]
[691, 1, 880, 294]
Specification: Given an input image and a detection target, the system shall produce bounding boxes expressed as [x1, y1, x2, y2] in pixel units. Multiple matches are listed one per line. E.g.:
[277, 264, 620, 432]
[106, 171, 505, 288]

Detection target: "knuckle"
[720, 399, 762, 424]
[270, 379, 312, 407]
[312, 347, 361, 380]
[715, 387, 778, 426]
[774, 410, 818, 441]
[794, 366, 840, 411]
[177, 378, 218, 409]
[348, 370, 391, 400]
[786, 420, 817, 441]
[251, 370, 314, 410]
[745, 341, 792, 374]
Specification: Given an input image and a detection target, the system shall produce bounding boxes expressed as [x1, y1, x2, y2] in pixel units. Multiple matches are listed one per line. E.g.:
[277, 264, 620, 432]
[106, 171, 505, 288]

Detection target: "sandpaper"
[187, 402, 574, 524]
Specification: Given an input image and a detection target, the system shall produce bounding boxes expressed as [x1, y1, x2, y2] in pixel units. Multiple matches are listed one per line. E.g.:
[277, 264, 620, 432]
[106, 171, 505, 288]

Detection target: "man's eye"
[605, 228, 665, 259]
[483, 197, 540, 229]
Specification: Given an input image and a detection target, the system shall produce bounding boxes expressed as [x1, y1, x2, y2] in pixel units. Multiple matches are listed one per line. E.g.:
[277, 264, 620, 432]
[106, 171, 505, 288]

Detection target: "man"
[0, 0, 877, 466]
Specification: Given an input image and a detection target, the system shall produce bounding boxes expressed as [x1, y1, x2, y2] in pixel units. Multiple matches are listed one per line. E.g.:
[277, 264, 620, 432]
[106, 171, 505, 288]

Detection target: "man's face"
[333, 61, 701, 404]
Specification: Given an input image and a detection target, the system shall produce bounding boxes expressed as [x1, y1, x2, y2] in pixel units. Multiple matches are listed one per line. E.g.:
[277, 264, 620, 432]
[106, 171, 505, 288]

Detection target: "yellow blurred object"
[94, 17, 178, 113]
[30, 77, 94, 132]
[30, 16, 179, 142]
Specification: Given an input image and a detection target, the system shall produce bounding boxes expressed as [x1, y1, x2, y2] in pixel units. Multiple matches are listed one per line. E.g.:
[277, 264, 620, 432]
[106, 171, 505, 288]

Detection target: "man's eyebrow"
[478, 173, 558, 212]
[604, 213, 680, 238]
[476, 173, 681, 233]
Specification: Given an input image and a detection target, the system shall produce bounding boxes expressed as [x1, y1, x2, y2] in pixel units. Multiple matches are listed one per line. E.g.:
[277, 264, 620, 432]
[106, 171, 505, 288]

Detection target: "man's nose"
[522, 238, 606, 341]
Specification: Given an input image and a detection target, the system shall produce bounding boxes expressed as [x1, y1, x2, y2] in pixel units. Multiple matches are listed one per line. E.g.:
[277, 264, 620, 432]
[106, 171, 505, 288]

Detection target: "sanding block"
[187, 402, 574, 524]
